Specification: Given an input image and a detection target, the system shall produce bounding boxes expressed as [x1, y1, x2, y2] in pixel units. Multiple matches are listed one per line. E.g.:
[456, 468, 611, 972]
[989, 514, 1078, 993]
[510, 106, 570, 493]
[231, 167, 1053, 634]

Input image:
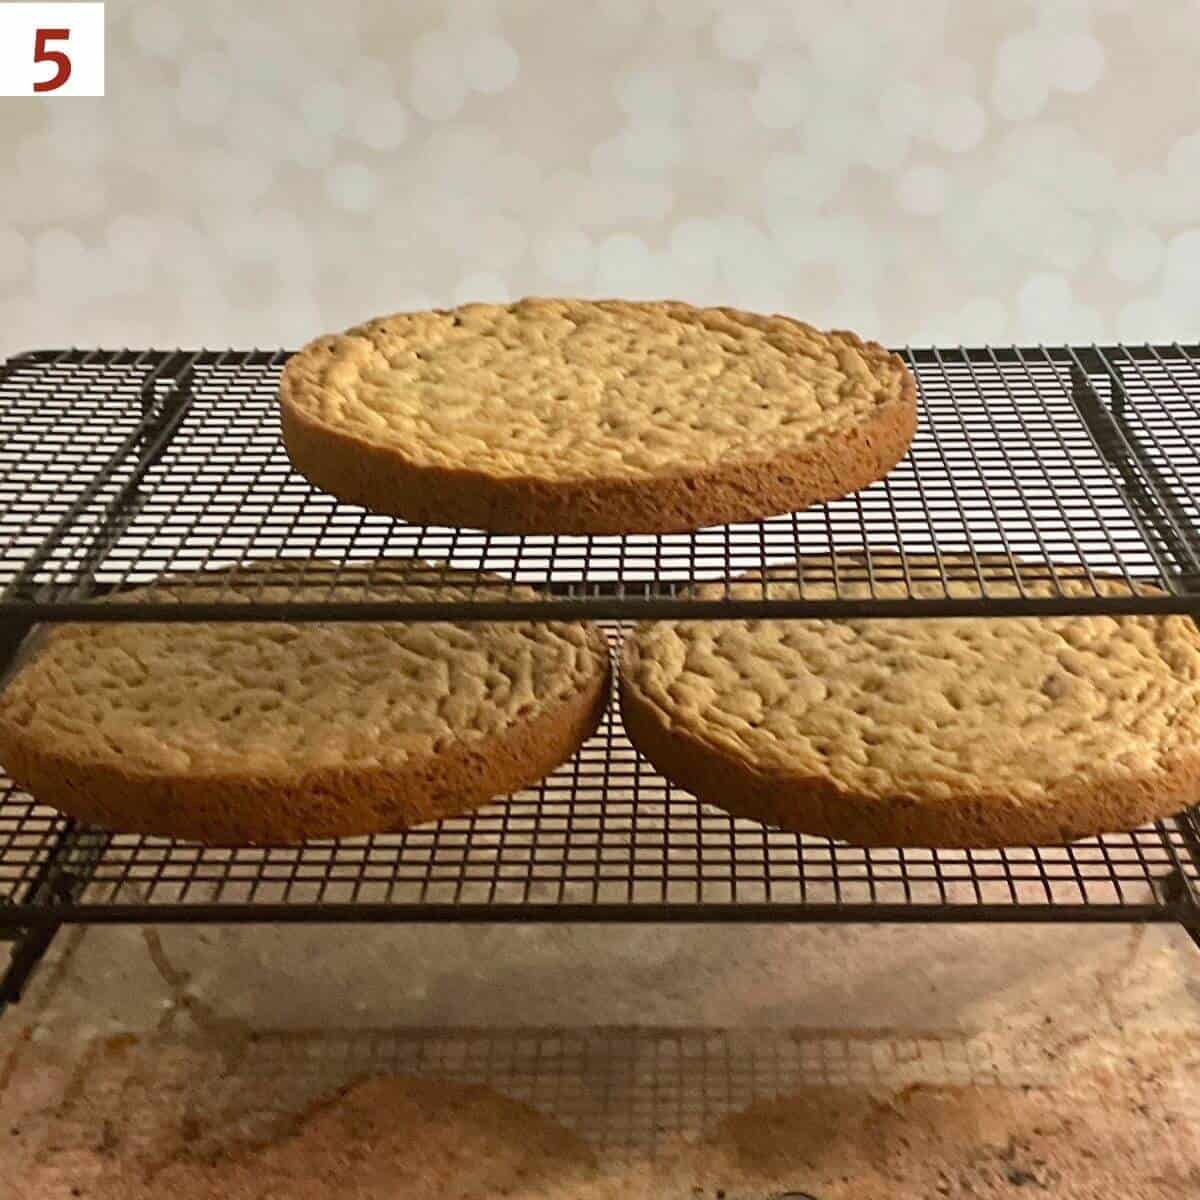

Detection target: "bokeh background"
[2, 0, 1198, 358]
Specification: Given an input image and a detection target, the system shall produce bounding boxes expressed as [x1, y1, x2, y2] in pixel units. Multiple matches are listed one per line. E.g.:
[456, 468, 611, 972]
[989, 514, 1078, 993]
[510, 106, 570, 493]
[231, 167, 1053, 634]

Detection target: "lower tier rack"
[3, 694, 1199, 1010]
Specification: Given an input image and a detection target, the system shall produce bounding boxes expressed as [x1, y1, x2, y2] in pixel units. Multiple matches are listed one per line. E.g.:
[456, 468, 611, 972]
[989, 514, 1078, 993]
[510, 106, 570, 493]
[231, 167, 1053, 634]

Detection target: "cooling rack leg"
[1157, 870, 1200, 952]
[1073, 363, 1200, 958]
[0, 355, 195, 606]
[138, 352, 194, 464]
[1161, 816, 1200, 953]
[0, 617, 31, 680]
[1069, 361, 1200, 586]
[0, 919, 61, 1017]
[0, 823, 109, 1018]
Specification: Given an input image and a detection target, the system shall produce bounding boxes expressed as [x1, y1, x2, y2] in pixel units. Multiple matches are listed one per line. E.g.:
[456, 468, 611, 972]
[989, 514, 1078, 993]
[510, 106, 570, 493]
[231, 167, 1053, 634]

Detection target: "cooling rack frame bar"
[5, 595, 1200, 622]
[7, 342, 1200, 369]
[0, 900, 1192, 928]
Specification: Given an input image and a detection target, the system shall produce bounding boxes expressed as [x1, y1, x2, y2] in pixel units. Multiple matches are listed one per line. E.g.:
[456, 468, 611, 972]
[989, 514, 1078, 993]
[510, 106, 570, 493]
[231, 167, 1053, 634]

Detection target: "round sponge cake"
[279, 299, 916, 534]
[0, 560, 610, 845]
[620, 556, 1200, 847]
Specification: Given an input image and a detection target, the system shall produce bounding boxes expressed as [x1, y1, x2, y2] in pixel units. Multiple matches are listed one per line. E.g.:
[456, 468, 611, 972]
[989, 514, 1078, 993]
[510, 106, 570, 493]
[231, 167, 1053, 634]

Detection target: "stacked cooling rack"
[1, 342, 1198, 1012]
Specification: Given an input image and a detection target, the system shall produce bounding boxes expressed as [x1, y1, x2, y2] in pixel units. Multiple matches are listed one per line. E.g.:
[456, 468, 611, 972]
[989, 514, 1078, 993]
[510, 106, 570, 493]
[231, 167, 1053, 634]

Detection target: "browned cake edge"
[0, 627, 611, 847]
[619, 637, 1200, 849]
[277, 306, 918, 534]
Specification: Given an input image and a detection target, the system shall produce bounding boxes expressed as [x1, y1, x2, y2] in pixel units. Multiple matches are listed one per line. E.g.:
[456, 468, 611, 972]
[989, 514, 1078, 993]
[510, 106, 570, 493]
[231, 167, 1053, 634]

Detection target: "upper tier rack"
[1, 344, 1198, 623]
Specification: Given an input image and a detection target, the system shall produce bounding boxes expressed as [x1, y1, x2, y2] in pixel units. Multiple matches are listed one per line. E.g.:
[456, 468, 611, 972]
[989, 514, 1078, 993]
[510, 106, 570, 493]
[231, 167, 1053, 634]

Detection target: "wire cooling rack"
[69, 1023, 1043, 1161]
[1, 345, 1198, 621]
[2, 698, 1199, 925]
[1, 343, 1199, 1011]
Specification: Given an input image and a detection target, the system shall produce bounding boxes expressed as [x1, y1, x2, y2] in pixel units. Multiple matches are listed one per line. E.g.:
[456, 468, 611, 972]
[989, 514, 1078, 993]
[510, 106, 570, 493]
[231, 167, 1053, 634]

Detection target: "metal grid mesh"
[1, 346, 1198, 619]
[1093, 345, 1200, 580]
[1, 343, 1198, 930]
[2, 698, 1197, 924]
[54, 1022, 1040, 1162]
[210, 1025, 1042, 1159]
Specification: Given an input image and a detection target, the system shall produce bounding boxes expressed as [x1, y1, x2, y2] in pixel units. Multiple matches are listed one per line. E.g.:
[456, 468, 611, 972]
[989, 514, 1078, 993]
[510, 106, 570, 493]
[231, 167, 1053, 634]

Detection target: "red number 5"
[33, 28, 72, 93]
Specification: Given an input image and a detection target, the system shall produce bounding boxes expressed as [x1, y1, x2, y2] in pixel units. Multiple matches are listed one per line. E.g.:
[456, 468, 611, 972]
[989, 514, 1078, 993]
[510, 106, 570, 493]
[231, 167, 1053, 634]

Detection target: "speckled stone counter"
[3, 918, 1198, 1196]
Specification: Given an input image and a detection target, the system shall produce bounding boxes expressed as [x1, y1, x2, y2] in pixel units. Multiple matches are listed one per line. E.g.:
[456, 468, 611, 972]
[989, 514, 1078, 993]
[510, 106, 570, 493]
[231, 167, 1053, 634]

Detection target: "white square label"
[0, 3, 105, 96]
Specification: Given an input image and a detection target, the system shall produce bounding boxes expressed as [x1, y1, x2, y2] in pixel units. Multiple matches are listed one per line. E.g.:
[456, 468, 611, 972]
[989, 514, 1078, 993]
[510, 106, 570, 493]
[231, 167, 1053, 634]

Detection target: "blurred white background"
[1, 0, 1197, 357]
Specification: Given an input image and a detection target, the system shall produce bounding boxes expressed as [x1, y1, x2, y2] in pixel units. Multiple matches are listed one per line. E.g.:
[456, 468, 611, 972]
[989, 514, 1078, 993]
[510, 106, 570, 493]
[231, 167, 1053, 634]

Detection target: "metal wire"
[0, 346, 1196, 620]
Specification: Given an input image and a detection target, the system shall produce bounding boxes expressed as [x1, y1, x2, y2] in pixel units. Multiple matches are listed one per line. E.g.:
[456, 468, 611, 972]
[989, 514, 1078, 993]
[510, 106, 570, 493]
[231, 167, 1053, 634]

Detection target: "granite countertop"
[2, 915, 1198, 1196]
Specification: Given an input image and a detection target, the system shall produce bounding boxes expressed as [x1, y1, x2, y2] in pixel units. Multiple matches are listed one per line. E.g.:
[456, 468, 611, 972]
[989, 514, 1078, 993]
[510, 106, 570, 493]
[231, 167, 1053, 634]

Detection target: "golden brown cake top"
[280, 298, 913, 483]
[624, 556, 1200, 804]
[0, 561, 606, 778]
